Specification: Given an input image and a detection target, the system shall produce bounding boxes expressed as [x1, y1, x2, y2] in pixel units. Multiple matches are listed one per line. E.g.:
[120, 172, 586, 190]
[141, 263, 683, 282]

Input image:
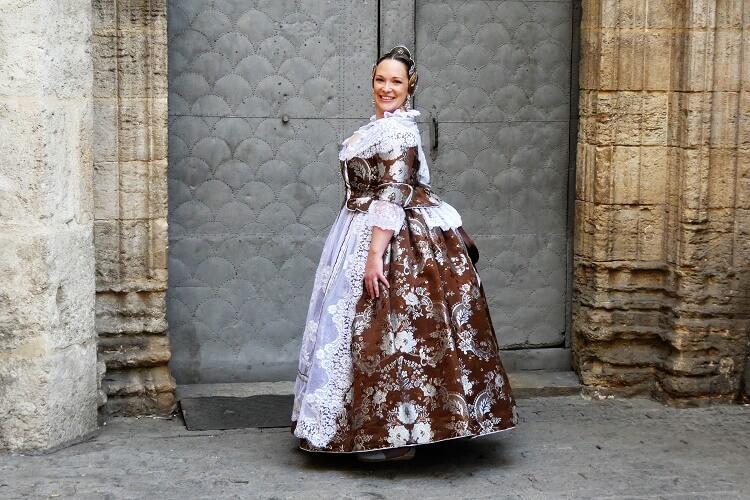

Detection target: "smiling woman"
[291, 45, 518, 462]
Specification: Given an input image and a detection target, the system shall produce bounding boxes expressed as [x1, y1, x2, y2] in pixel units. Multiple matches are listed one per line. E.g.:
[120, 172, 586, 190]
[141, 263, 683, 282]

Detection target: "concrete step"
[176, 371, 581, 401]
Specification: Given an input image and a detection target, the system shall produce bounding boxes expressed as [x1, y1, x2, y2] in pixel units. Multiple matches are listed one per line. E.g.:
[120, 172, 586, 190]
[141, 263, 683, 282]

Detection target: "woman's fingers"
[364, 272, 389, 299]
[378, 272, 390, 289]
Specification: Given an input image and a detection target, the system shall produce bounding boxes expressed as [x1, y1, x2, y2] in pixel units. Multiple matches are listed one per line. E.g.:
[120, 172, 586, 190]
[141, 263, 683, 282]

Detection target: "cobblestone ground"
[2, 395, 749, 499]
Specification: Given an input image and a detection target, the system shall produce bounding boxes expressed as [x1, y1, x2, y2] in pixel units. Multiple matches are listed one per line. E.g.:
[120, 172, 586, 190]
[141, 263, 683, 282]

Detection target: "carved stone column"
[574, 0, 750, 404]
[92, 0, 174, 415]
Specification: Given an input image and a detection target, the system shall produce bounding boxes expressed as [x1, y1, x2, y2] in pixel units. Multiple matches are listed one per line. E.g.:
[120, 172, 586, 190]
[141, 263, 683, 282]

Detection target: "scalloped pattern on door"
[415, 0, 572, 348]
[167, 0, 376, 382]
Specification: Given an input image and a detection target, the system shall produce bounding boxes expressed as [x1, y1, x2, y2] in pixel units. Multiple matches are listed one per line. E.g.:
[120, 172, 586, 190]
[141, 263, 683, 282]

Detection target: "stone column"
[574, 0, 750, 404]
[0, 0, 98, 451]
[92, 0, 174, 415]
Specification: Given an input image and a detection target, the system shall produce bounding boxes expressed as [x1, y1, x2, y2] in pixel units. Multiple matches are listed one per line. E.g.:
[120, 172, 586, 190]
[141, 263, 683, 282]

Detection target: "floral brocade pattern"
[299, 217, 518, 452]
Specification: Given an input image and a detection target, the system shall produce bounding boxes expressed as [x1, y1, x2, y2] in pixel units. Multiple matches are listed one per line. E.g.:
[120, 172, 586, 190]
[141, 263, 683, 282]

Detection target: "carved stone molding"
[92, 0, 175, 416]
[574, 0, 750, 404]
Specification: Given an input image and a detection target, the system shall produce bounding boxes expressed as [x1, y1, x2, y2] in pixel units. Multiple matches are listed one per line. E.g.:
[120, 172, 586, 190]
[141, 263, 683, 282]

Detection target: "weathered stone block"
[576, 143, 595, 202]
[94, 220, 122, 286]
[593, 145, 613, 203]
[709, 92, 740, 148]
[92, 33, 118, 99]
[671, 91, 711, 148]
[684, 0, 715, 29]
[117, 98, 168, 162]
[93, 99, 119, 164]
[611, 146, 640, 203]
[0, 339, 98, 452]
[0, 226, 94, 351]
[150, 218, 169, 277]
[660, 371, 739, 398]
[680, 29, 712, 91]
[640, 93, 669, 144]
[93, 161, 119, 220]
[101, 365, 176, 416]
[120, 219, 151, 280]
[643, 31, 673, 90]
[117, 0, 168, 32]
[99, 334, 170, 369]
[678, 147, 710, 212]
[579, 28, 601, 89]
[598, 30, 620, 90]
[639, 146, 668, 204]
[0, 1, 92, 99]
[0, 97, 93, 222]
[117, 29, 168, 99]
[120, 161, 151, 220]
[739, 91, 750, 149]
[646, 0, 676, 29]
[707, 148, 738, 208]
[96, 291, 167, 335]
[713, 29, 743, 91]
[617, 30, 645, 90]
[636, 205, 666, 260]
[149, 160, 168, 219]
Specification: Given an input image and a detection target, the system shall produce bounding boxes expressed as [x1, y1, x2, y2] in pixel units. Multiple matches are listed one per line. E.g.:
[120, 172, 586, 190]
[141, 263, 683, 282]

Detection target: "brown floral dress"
[292, 109, 517, 453]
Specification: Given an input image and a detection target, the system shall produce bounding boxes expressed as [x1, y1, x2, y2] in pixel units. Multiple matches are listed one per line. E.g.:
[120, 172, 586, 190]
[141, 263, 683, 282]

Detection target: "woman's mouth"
[379, 95, 395, 102]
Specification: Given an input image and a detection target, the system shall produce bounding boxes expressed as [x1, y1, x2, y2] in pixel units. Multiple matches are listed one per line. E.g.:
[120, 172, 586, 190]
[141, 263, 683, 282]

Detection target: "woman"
[292, 46, 518, 462]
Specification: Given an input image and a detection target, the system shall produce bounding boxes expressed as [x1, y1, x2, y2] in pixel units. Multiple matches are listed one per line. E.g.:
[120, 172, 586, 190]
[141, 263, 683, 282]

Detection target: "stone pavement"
[1, 395, 749, 499]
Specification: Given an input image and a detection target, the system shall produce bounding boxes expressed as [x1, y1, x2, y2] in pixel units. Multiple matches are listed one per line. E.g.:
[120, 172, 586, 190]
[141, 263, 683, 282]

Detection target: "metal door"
[167, 0, 377, 382]
[167, 0, 575, 383]
[414, 0, 573, 355]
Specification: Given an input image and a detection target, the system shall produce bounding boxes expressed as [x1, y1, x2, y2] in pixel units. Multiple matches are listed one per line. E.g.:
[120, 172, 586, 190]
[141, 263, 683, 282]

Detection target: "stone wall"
[92, 0, 175, 416]
[0, 0, 98, 451]
[574, 0, 750, 404]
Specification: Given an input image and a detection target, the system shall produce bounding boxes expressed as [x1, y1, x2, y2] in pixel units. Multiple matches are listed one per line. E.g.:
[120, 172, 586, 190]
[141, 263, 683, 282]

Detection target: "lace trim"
[293, 215, 372, 448]
[413, 202, 463, 230]
[366, 200, 405, 232]
[339, 114, 420, 162]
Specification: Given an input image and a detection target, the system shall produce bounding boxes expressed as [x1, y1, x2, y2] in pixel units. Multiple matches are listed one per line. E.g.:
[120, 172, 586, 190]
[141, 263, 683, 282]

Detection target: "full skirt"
[292, 207, 518, 453]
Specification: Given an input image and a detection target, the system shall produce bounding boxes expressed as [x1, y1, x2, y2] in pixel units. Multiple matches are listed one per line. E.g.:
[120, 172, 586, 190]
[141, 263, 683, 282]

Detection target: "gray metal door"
[167, 0, 574, 383]
[414, 0, 572, 355]
[167, 0, 377, 382]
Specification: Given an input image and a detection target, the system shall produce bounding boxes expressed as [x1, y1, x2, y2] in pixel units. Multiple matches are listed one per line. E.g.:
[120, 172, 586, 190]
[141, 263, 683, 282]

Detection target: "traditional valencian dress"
[292, 108, 518, 453]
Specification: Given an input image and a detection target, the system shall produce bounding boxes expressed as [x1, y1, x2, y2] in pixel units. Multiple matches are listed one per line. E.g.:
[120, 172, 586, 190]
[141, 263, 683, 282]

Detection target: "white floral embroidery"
[394, 330, 417, 353]
[397, 402, 418, 424]
[373, 390, 387, 405]
[387, 425, 410, 447]
[412, 422, 433, 444]
[421, 383, 437, 398]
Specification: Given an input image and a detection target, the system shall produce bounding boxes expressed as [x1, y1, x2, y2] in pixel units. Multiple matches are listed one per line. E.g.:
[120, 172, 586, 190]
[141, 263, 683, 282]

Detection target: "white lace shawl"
[339, 108, 431, 186]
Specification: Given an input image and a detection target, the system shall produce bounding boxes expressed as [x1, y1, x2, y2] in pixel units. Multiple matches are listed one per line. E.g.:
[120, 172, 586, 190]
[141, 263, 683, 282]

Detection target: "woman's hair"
[372, 45, 418, 95]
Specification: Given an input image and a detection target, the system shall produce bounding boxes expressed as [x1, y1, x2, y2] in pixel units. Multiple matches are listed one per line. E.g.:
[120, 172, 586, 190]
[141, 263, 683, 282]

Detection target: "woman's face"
[373, 59, 409, 117]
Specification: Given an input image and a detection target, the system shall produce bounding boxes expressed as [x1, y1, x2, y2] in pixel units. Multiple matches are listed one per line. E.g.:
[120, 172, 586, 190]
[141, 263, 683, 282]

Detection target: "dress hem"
[296, 422, 518, 455]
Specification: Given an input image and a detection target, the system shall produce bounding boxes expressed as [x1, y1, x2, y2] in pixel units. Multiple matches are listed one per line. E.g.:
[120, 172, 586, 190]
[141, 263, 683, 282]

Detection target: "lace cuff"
[413, 202, 463, 230]
[366, 200, 405, 232]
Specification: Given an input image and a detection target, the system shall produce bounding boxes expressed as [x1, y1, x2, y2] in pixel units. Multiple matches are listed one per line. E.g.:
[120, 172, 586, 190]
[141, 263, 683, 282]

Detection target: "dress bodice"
[340, 148, 441, 213]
